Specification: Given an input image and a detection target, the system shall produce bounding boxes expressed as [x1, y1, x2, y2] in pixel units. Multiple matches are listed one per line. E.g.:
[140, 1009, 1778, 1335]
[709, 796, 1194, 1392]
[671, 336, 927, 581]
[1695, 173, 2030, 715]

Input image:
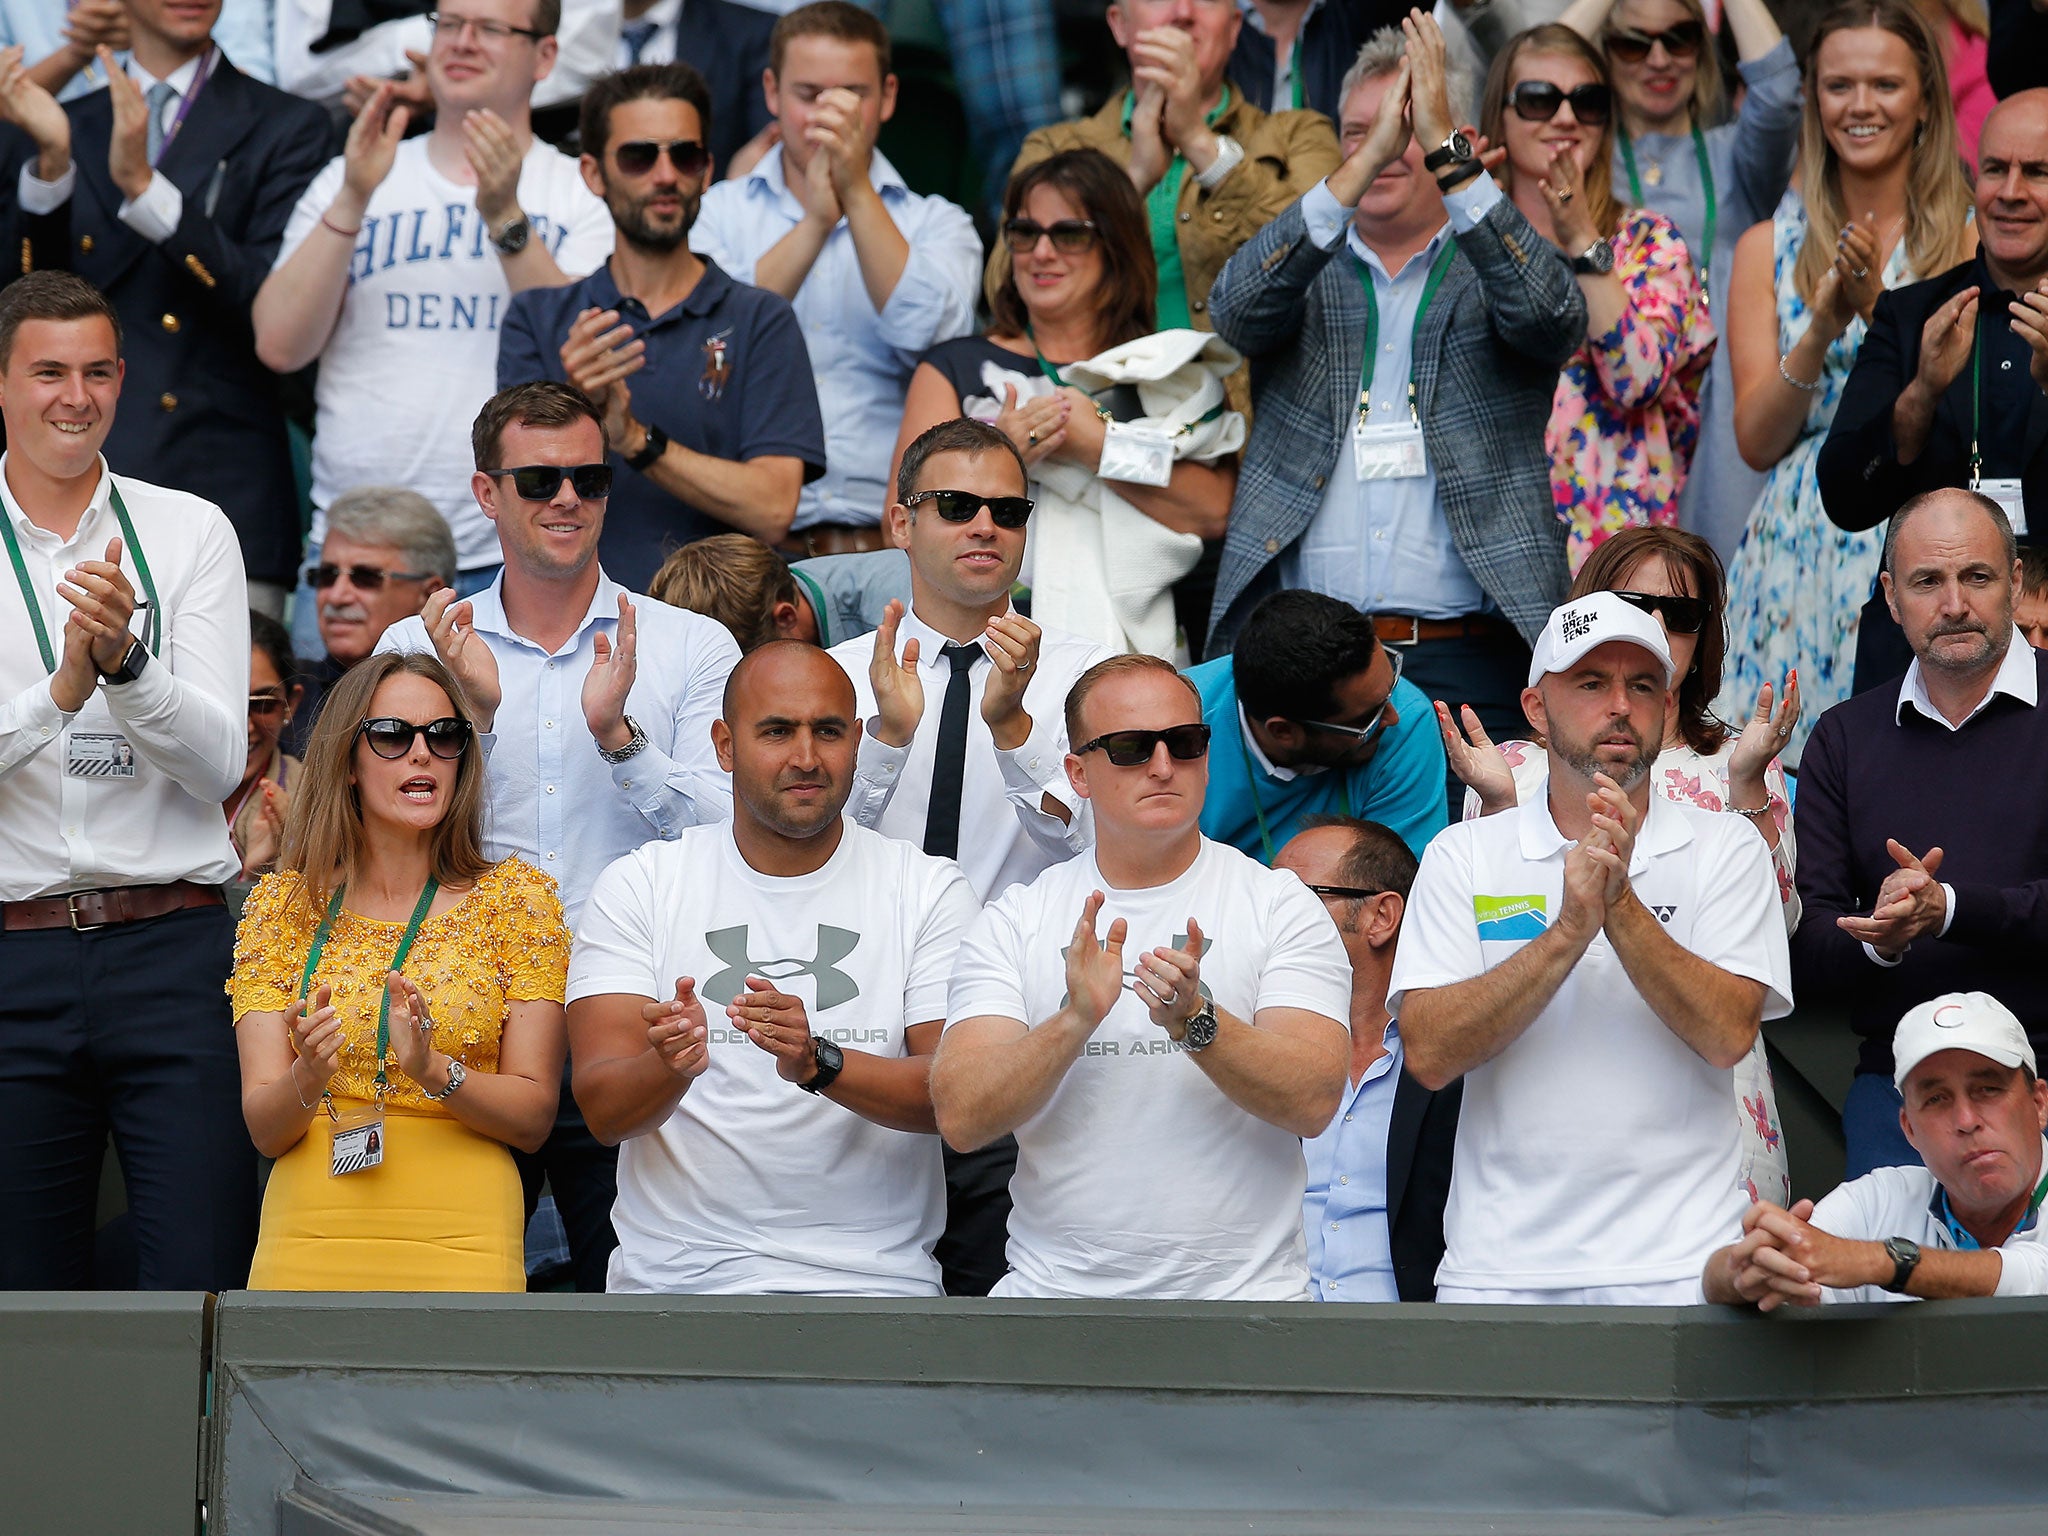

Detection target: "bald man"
[566, 643, 979, 1294]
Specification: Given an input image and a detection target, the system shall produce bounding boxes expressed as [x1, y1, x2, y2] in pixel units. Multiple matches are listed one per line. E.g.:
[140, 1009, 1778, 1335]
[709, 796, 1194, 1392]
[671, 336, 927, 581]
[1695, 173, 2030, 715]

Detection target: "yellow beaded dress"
[227, 858, 570, 1291]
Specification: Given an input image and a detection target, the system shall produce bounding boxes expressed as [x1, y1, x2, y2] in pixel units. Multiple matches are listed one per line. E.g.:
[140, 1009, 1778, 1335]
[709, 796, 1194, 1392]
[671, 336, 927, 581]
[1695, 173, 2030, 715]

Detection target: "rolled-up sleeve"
[878, 194, 983, 366]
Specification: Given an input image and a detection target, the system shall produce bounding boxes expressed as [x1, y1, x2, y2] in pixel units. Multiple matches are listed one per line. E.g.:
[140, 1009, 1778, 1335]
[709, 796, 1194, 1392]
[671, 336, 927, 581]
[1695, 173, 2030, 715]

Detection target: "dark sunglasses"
[1611, 590, 1710, 634]
[1075, 723, 1212, 767]
[249, 693, 288, 719]
[904, 488, 1035, 529]
[1305, 883, 1390, 901]
[488, 462, 613, 502]
[1002, 217, 1099, 255]
[1605, 22, 1705, 63]
[613, 138, 710, 177]
[1507, 81, 1614, 126]
[357, 716, 473, 759]
[304, 561, 434, 591]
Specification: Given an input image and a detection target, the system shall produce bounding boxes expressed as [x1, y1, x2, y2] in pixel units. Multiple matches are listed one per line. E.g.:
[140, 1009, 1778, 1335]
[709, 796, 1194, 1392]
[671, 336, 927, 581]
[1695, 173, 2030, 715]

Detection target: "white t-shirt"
[568, 819, 978, 1296]
[275, 136, 615, 570]
[946, 838, 1353, 1301]
[1388, 786, 1793, 1294]
[1807, 1146, 2048, 1303]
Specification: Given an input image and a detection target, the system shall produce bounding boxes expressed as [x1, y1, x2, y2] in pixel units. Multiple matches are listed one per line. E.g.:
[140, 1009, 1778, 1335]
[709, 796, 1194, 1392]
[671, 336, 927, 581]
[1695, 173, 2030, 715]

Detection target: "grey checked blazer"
[1205, 190, 1586, 655]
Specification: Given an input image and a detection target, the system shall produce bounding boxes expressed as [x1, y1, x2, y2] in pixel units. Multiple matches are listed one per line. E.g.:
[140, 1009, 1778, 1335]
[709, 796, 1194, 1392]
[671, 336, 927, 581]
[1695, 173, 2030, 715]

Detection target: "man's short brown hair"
[470, 380, 607, 471]
[1065, 653, 1203, 746]
[649, 534, 798, 653]
[770, 0, 891, 77]
[0, 271, 122, 373]
[528, 0, 562, 36]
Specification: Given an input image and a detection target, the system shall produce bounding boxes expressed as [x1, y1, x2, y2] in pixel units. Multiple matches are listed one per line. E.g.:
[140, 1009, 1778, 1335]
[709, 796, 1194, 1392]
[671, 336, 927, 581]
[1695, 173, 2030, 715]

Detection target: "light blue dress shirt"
[1302, 1015, 1403, 1303]
[379, 572, 740, 923]
[214, 0, 275, 84]
[691, 144, 982, 529]
[1283, 174, 1505, 620]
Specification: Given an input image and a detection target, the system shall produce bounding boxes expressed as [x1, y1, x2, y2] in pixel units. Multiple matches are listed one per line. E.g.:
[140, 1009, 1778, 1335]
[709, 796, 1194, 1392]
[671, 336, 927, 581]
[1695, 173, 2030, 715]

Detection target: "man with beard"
[499, 62, 826, 591]
[568, 642, 978, 1293]
[1390, 592, 1791, 1305]
[1795, 488, 2048, 1178]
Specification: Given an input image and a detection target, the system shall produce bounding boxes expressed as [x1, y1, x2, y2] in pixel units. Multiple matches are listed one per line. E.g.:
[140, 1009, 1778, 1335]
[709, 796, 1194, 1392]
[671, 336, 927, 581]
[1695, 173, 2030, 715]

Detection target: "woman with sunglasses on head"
[1555, 0, 1800, 566]
[232, 612, 305, 887]
[1439, 525, 1800, 1204]
[1482, 26, 1716, 573]
[889, 148, 1240, 657]
[1720, 0, 1973, 766]
[227, 652, 571, 1291]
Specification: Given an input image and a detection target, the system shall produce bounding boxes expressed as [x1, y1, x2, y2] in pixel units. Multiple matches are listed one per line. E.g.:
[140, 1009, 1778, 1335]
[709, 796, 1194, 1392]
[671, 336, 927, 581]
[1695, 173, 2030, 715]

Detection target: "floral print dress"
[1550, 209, 1717, 572]
[1721, 191, 1917, 767]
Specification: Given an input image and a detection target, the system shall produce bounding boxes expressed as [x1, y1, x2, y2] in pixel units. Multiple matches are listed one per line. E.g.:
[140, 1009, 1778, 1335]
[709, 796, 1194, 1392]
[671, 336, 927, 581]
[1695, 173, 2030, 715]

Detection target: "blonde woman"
[1720, 0, 1973, 763]
[227, 652, 569, 1291]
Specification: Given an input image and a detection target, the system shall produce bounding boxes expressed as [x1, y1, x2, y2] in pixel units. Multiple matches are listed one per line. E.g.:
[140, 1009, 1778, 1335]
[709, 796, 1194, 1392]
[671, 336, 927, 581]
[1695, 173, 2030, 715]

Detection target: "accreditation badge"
[329, 1108, 386, 1177]
[1352, 420, 1428, 481]
[1097, 423, 1176, 487]
[1979, 478, 2027, 537]
[64, 732, 137, 778]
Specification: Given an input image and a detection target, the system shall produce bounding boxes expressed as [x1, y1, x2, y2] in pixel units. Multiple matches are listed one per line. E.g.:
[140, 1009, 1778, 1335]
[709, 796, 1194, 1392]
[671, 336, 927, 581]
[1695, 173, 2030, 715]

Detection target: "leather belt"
[1373, 613, 1518, 645]
[778, 524, 890, 559]
[2, 880, 226, 933]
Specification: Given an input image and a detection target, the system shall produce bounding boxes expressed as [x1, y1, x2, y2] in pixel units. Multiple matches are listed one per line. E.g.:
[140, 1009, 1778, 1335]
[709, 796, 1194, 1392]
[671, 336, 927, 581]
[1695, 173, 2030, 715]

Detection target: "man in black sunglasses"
[500, 62, 826, 592]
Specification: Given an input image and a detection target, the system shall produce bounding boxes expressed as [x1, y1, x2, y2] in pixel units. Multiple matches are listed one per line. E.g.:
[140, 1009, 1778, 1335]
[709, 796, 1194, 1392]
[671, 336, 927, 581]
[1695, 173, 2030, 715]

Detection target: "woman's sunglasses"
[904, 488, 1035, 529]
[1002, 217, 1099, 255]
[613, 138, 709, 177]
[488, 463, 613, 502]
[1075, 724, 1212, 767]
[1611, 590, 1709, 634]
[1605, 22, 1705, 63]
[249, 693, 288, 719]
[1507, 81, 1614, 126]
[357, 717, 474, 759]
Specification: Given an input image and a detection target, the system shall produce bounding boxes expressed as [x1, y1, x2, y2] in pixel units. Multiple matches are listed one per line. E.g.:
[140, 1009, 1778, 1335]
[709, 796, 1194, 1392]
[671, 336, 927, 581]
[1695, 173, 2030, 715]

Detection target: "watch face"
[1448, 131, 1473, 160]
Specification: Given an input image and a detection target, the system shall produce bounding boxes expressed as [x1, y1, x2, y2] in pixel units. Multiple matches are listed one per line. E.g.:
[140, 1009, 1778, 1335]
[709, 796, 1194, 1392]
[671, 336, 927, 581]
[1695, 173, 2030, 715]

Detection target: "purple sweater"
[1792, 648, 2048, 1078]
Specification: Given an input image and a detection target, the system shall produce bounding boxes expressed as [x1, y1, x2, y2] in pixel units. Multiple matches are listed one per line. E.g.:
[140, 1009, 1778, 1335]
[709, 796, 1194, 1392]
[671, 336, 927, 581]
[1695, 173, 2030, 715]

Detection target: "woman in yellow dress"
[227, 652, 569, 1290]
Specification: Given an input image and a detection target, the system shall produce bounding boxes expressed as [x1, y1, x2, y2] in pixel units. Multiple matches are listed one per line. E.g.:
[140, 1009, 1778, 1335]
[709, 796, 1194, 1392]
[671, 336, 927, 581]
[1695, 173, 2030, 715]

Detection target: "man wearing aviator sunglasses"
[501, 62, 825, 591]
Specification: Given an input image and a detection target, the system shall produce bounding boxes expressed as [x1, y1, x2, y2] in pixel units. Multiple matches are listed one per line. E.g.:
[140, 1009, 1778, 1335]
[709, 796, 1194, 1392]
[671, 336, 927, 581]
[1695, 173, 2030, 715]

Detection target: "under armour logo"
[702, 925, 862, 1012]
[1650, 905, 1677, 923]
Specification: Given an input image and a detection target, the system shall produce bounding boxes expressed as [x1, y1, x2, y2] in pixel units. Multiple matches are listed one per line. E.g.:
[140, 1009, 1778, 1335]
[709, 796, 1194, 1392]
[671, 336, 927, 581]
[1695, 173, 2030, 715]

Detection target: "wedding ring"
[1017, 659, 1034, 671]
[1853, 266, 1869, 279]
[1556, 188, 1574, 203]
[1777, 726, 1791, 738]
[1027, 428, 1039, 446]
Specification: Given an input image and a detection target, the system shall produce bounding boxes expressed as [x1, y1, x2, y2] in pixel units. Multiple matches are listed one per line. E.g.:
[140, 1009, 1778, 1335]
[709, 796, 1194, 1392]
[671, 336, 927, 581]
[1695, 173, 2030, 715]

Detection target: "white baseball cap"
[1526, 592, 1677, 689]
[1892, 991, 2037, 1091]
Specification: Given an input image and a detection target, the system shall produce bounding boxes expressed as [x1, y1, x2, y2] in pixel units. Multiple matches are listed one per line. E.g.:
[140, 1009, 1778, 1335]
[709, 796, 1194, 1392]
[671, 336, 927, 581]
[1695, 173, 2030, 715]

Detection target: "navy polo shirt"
[499, 256, 826, 590]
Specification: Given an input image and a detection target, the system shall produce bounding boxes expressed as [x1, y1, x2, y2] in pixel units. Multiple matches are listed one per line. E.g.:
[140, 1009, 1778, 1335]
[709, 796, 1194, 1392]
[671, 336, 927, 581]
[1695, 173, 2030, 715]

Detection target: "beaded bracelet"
[1778, 354, 1823, 392]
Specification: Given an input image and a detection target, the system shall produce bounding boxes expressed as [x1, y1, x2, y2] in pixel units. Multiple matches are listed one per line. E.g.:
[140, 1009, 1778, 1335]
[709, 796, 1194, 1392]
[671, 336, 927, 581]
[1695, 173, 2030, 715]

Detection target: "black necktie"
[923, 642, 979, 860]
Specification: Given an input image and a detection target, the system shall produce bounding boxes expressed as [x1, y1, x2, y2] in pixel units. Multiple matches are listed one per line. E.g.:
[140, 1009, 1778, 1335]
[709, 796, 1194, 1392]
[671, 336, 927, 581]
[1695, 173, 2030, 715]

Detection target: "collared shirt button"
[544, 719, 553, 728]
[1344, 1113, 1353, 1122]
[1339, 1175, 1349, 1185]
[546, 852, 557, 861]
[1331, 1222, 1340, 1231]
[545, 784, 556, 793]
[1191, 299, 1205, 313]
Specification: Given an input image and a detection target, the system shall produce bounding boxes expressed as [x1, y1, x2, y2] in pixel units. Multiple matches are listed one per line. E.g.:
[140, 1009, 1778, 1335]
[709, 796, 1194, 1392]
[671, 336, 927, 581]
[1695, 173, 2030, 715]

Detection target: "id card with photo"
[1097, 423, 1176, 488]
[1352, 420, 1428, 481]
[1979, 478, 2027, 537]
[65, 733, 136, 779]
[330, 1112, 386, 1177]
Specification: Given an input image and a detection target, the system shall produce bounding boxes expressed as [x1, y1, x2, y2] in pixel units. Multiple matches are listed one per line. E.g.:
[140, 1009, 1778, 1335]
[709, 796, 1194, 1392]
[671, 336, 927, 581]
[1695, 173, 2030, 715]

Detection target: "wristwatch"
[490, 213, 531, 256]
[596, 714, 648, 765]
[1880, 1235, 1922, 1293]
[1571, 237, 1616, 276]
[626, 422, 668, 473]
[800, 1037, 845, 1094]
[1422, 130, 1475, 174]
[1179, 998, 1219, 1053]
[98, 637, 149, 685]
[423, 1058, 466, 1101]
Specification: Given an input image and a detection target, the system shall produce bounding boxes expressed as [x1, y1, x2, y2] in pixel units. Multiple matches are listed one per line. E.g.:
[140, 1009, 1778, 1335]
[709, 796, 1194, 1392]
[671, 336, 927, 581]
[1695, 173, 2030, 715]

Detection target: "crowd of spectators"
[2, 0, 2047, 1313]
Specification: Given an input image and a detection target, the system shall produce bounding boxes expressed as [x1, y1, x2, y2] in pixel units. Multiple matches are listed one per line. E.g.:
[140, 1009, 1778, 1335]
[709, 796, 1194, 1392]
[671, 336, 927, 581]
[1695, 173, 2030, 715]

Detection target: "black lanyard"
[1, 484, 163, 675]
[297, 878, 440, 1106]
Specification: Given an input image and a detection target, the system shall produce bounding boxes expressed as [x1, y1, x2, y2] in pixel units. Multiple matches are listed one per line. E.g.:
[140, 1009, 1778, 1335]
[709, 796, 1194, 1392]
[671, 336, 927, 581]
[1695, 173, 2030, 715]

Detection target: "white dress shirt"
[692, 144, 982, 528]
[617, 0, 682, 64]
[379, 571, 739, 922]
[827, 607, 1110, 902]
[0, 457, 247, 900]
[17, 50, 214, 247]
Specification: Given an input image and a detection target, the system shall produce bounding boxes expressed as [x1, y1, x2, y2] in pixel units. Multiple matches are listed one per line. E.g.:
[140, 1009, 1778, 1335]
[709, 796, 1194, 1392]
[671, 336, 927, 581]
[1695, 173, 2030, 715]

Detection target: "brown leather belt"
[2, 880, 226, 933]
[1373, 613, 1519, 645]
[777, 523, 890, 559]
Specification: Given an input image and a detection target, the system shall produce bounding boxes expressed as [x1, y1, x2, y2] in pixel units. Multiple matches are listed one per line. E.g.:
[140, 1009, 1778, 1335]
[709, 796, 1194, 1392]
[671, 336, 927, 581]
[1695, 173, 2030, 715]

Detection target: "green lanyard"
[1935, 1169, 2048, 1252]
[1356, 241, 1459, 427]
[1619, 124, 1716, 286]
[1234, 718, 1354, 865]
[1125, 85, 1232, 330]
[297, 878, 440, 1105]
[1024, 326, 1071, 389]
[1, 484, 163, 675]
[1969, 306, 1987, 489]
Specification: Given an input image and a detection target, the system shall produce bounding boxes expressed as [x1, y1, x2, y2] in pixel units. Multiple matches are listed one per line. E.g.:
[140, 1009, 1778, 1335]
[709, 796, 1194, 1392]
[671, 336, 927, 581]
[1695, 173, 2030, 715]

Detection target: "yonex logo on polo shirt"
[1474, 894, 1547, 940]
[1651, 905, 1677, 923]
[702, 925, 862, 1011]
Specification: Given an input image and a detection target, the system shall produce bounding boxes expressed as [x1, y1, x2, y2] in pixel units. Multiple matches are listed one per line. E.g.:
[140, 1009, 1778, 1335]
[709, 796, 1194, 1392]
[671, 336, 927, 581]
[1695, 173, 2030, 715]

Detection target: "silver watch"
[491, 213, 531, 255]
[597, 714, 648, 764]
[424, 1058, 466, 1101]
[1180, 999, 1219, 1053]
[1571, 237, 1615, 276]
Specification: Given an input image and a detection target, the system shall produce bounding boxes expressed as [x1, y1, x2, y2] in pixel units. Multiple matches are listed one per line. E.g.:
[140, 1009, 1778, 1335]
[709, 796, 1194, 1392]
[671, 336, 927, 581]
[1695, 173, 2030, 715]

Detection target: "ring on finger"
[1027, 428, 1039, 446]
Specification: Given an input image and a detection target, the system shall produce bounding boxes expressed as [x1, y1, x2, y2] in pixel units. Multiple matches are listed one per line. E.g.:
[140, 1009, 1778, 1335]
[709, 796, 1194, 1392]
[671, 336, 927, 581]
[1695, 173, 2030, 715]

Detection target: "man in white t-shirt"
[567, 641, 978, 1294]
[1390, 592, 1793, 1305]
[1707, 992, 2048, 1308]
[254, 0, 613, 622]
[934, 654, 1351, 1300]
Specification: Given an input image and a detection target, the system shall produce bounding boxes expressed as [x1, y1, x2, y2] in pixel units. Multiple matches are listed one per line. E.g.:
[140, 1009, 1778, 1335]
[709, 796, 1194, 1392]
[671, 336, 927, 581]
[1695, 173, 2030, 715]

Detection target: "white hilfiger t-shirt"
[569, 820, 977, 1295]
[947, 837, 1354, 1300]
[1387, 780, 1794, 1293]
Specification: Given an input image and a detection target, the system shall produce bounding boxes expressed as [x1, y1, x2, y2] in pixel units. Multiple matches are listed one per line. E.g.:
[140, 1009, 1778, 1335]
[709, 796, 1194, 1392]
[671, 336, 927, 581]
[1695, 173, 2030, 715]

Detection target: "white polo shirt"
[1807, 1147, 2048, 1303]
[1388, 779, 1793, 1296]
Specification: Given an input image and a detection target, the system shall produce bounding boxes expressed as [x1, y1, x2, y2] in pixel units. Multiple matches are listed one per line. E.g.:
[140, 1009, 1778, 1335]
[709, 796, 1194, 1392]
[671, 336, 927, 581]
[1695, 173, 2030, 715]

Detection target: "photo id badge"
[65, 732, 136, 779]
[1097, 422, 1176, 487]
[1352, 420, 1428, 481]
[330, 1110, 386, 1178]
[1979, 478, 2028, 537]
